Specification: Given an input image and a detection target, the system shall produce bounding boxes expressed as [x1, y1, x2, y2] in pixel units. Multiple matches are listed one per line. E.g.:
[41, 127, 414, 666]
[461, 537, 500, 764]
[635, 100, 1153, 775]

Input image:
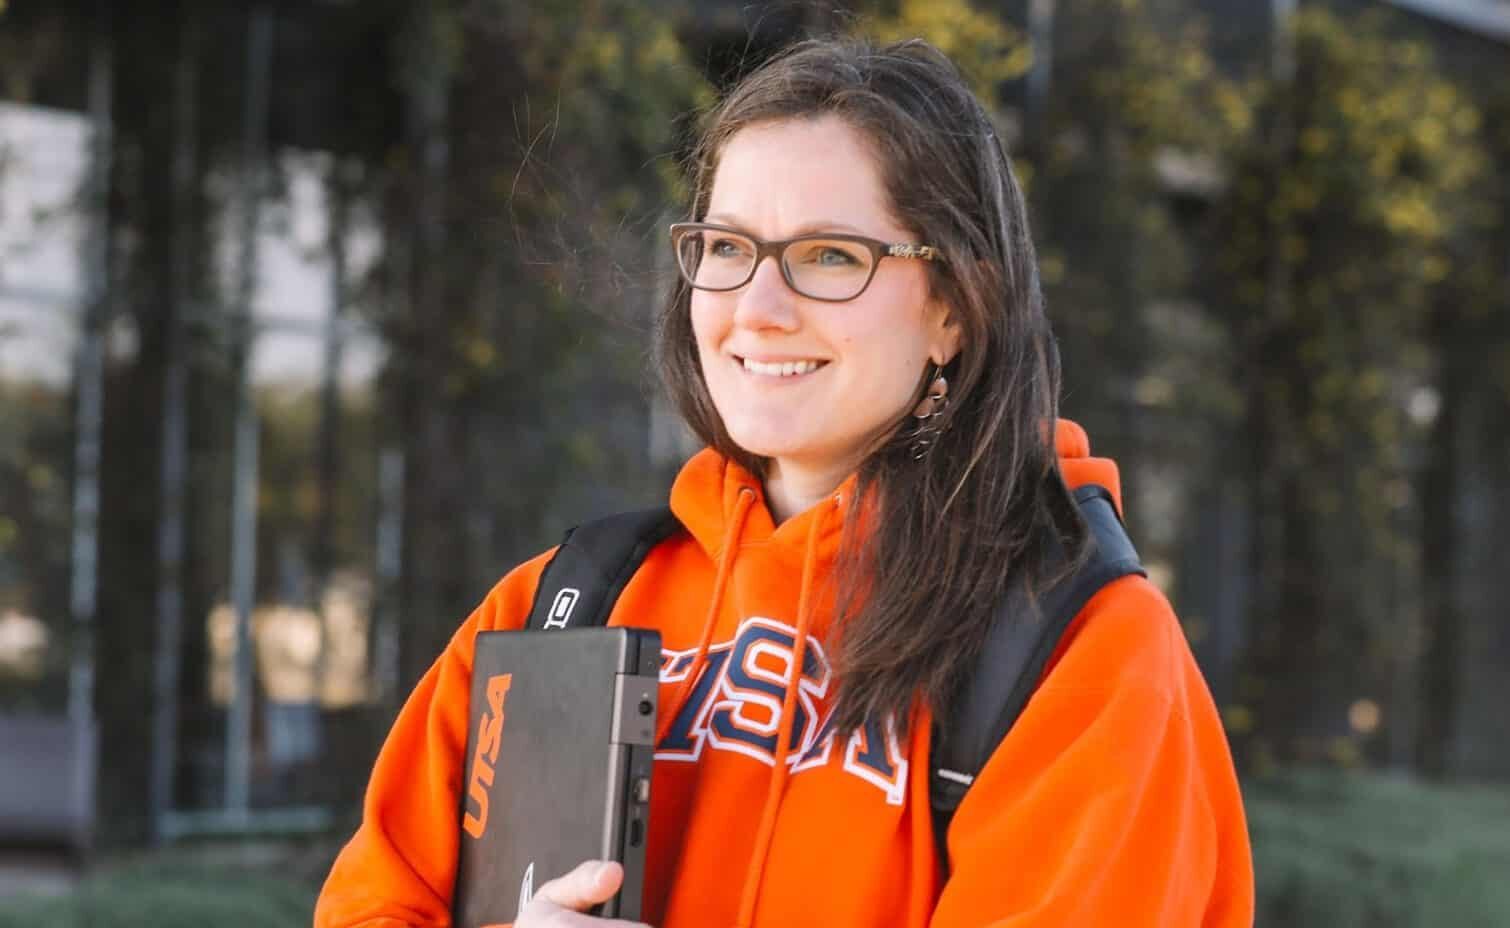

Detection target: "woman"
[316, 37, 1254, 928]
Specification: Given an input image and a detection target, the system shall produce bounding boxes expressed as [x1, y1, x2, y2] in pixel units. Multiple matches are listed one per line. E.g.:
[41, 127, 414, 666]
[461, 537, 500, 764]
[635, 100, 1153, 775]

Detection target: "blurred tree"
[857, 0, 1246, 449]
[1415, 77, 1510, 779]
[863, 0, 1033, 97]
[1018, 0, 1247, 538]
[1212, 8, 1488, 773]
[376, 0, 710, 691]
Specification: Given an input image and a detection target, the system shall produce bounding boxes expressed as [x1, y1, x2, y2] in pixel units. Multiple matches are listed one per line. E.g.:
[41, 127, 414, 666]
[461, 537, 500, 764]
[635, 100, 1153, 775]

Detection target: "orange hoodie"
[315, 420, 1255, 928]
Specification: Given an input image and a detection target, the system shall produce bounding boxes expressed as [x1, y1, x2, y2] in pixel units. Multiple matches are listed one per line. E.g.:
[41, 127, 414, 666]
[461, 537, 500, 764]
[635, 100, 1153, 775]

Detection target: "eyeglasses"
[669, 222, 941, 303]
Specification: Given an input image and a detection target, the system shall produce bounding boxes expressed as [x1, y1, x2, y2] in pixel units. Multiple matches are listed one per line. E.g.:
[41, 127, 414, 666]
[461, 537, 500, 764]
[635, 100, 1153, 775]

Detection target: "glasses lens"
[783, 238, 875, 300]
[676, 227, 755, 291]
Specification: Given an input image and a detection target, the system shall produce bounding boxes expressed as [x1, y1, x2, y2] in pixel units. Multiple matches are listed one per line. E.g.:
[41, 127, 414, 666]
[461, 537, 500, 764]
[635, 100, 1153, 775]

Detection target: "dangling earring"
[909, 363, 950, 460]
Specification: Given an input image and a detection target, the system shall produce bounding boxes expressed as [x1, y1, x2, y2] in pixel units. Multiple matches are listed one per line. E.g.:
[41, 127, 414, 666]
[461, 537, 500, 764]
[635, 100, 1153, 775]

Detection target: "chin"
[723, 422, 818, 463]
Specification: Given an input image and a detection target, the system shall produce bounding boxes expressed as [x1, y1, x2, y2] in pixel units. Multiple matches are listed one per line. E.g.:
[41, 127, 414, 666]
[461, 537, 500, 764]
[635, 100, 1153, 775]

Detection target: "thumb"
[535, 859, 624, 910]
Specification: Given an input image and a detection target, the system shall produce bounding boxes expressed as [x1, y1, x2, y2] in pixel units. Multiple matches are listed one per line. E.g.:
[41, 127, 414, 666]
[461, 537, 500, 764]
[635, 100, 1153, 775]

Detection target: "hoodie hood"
[1053, 418, 1125, 513]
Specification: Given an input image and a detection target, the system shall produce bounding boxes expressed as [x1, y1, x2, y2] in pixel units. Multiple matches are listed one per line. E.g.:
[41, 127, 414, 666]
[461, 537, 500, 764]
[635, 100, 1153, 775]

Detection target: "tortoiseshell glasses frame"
[669, 221, 942, 303]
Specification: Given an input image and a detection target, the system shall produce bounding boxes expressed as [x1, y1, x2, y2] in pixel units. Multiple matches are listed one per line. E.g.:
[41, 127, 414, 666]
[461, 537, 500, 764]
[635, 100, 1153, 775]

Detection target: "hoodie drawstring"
[654, 487, 756, 748]
[734, 509, 824, 928]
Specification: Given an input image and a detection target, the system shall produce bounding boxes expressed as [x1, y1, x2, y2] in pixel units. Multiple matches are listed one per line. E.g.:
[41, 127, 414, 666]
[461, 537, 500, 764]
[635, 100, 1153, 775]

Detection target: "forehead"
[706, 115, 902, 238]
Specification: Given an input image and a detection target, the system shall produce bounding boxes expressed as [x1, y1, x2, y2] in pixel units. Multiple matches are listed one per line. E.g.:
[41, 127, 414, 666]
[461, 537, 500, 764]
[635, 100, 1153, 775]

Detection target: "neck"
[762, 455, 855, 523]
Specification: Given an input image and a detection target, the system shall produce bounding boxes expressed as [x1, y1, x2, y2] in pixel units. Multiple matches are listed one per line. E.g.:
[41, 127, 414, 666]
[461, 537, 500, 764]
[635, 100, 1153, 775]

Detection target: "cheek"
[842, 291, 932, 369]
[689, 293, 726, 352]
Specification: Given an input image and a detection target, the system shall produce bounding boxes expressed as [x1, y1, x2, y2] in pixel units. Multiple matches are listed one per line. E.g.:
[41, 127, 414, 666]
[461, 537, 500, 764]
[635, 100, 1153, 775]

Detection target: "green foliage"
[1250, 768, 1510, 926]
[1217, 8, 1486, 397]
[1052, 0, 1249, 156]
[859, 0, 1032, 98]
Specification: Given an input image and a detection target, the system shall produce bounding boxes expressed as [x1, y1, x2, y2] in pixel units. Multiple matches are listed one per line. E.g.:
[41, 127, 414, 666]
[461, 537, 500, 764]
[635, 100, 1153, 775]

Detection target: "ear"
[925, 297, 963, 367]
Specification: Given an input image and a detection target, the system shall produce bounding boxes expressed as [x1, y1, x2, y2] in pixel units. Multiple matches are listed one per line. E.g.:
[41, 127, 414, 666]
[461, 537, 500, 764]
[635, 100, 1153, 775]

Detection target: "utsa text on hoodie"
[315, 420, 1255, 927]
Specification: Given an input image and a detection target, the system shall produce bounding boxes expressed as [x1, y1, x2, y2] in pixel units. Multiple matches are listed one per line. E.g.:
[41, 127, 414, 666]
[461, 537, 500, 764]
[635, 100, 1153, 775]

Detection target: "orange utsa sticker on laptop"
[462, 673, 513, 839]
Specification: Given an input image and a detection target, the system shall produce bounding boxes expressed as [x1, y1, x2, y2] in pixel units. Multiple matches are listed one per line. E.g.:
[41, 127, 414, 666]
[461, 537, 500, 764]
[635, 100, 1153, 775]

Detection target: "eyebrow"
[702, 213, 876, 239]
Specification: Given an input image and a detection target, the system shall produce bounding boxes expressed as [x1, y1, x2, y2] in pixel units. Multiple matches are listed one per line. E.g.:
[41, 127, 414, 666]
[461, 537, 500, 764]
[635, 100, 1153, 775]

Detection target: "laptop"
[451, 626, 661, 927]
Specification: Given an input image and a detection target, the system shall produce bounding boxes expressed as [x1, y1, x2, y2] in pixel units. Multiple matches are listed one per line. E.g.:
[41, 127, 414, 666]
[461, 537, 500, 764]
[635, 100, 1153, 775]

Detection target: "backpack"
[520, 483, 1143, 871]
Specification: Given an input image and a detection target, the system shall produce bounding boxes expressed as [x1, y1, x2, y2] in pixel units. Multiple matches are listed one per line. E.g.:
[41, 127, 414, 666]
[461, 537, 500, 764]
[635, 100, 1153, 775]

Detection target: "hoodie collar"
[670, 449, 854, 569]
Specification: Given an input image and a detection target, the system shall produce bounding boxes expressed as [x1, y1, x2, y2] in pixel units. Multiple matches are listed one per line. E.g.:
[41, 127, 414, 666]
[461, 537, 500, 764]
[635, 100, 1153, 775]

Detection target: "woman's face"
[691, 115, 961, 479]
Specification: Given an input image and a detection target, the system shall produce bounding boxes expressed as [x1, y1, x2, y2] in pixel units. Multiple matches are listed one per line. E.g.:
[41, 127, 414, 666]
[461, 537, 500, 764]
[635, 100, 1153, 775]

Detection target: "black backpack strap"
[929, 484, 1145, 868]
[524, 507, 682, 631]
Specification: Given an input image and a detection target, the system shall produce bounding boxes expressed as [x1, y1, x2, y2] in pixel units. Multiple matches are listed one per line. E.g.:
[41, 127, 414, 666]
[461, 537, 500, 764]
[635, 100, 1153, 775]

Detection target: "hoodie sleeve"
[313, 551, 554, 928]
[927, 576, 1255, 928]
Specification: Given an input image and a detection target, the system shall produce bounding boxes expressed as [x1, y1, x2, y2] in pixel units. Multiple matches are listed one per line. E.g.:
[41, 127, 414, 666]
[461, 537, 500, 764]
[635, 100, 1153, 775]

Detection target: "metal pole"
[1272, 0, 1298, 84]
[370, 161, 409, 712]
[312, 162, 348, 706]
[1026, 0, 1055, 119]
[372, 448, 404, 710]
[392, 1, 451, 693]
[225, 3, 273, 817]
[225, 386, 260, 814]
[150, 10, 199, 845]
[68, 0, 112, 732]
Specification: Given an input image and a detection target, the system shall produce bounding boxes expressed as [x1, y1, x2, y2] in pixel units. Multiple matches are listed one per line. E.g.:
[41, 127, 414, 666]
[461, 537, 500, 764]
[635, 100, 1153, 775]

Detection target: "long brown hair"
[655, 37, 1088, 737]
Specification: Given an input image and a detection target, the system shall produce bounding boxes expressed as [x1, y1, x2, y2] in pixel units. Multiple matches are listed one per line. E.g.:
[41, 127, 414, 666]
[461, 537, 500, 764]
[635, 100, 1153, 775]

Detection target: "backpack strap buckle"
[929, 767, 974, 811]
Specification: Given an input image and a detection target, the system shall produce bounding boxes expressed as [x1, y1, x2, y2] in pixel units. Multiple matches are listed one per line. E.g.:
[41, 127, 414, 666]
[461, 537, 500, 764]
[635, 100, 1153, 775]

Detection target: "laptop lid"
[452, 626, 660, 927]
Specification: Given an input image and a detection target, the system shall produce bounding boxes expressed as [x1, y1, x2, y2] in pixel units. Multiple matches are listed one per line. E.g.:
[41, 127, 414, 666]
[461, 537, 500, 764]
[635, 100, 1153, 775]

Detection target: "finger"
[534, 859, 624, 911]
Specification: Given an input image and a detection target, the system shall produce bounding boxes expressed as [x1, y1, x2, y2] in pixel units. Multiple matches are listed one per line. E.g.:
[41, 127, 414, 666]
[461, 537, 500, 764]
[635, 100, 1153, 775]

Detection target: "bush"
[1250, 768, 1510, 927]
[0, 852, 318, 928]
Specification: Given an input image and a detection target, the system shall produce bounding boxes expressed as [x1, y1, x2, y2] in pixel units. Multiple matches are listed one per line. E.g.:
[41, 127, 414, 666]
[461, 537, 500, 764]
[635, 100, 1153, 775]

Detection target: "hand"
[497, 859, 652, 928]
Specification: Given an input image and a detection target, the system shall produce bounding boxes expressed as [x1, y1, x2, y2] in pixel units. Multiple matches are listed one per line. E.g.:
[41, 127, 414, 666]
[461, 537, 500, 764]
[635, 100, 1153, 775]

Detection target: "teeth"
[742, 358, 822, 377]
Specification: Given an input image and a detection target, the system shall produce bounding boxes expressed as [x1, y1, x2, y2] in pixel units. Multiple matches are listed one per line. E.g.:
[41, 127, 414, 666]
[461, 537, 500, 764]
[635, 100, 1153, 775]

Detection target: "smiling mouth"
[736, 356, 829, 377]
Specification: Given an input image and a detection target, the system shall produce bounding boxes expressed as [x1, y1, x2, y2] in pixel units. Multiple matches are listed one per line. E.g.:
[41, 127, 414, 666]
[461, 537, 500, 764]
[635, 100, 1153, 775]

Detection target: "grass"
[0, 845, 323, 928]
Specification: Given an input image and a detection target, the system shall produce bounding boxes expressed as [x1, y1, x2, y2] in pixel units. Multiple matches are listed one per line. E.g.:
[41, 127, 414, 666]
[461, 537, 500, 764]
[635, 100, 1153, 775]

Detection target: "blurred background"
[0, 0, 1506, 924]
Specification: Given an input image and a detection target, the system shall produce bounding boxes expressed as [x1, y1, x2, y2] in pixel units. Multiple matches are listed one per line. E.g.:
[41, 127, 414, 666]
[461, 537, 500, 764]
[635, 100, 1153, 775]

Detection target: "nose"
[731, 254, 800, 331]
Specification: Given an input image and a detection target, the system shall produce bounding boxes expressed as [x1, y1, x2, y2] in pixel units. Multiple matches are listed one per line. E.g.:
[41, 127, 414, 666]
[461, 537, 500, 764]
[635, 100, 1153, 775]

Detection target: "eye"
[814, 247, 861, 267]
[790, 240, 866, 268]
[708, 237, 751, 259]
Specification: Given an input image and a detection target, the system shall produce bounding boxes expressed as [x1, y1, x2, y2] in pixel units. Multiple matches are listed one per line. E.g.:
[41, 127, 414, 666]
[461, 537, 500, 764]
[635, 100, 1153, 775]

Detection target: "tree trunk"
[1415, 334, 1461, 778]
[149, 5, 198, 843]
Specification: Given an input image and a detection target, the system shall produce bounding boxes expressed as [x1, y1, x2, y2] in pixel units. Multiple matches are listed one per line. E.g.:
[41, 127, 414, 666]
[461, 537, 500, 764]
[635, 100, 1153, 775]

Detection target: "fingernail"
[593, 861, 613, 882]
